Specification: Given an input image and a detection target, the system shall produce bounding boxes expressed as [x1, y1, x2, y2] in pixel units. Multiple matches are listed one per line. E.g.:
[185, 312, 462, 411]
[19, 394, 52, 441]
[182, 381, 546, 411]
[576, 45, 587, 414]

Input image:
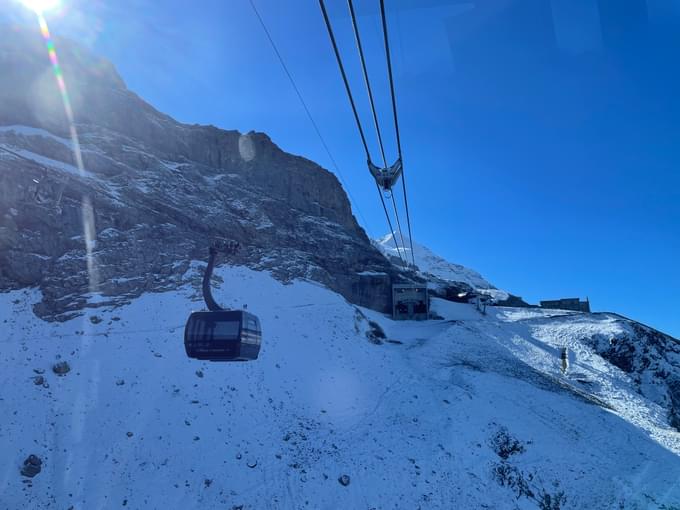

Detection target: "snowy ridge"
[0, 125, 73, 147]
[1, 265, 679, 509]
[374, 233, 509, 300]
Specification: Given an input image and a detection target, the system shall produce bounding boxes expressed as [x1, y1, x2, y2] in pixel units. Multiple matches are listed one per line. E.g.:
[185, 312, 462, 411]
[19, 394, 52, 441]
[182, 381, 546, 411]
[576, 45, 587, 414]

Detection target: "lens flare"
[20, 0, 60, 13]
[30, 9, 99, 293]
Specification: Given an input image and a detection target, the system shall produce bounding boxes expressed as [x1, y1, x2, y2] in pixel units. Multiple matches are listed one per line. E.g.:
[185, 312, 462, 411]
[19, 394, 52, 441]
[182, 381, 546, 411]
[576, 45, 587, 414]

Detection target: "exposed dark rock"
[52, 361, 70, 375]
[367, 320, 386, 345]
[20, 454, 42, 478]
[0, 28, 403, 321]
[580, 315, 680, 431]
[490, 426, 526, 460]
[495, 294, 533, 308]
[492, 462, 567, 510]
[195, 370, 204, 378]
[33, 375, 44, 385]
[338, 474, 350, 486]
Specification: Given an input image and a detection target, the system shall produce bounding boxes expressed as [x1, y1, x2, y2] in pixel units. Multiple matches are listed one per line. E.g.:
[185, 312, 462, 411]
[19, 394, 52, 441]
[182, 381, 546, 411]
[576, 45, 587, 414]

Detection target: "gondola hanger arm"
[202, 240, 240, 312]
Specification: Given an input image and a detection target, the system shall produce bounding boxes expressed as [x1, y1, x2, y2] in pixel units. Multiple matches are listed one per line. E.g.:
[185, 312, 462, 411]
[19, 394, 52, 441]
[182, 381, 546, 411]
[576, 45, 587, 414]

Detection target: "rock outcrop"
[582, 314, 680, 432]
[0, 27, 399, 319]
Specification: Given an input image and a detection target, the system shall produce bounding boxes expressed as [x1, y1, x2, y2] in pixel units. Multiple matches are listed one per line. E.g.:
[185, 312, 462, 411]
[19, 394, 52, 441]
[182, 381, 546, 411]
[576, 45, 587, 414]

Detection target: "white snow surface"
[0, 145, 89, 178]
[374, 233, 509, 300]
[1, 266, 679, 509]
[0, 124, 73, 147]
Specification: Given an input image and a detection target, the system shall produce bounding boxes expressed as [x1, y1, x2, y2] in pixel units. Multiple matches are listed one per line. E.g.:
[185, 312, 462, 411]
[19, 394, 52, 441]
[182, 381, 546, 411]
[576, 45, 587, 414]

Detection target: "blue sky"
[3, 0, 679, 337]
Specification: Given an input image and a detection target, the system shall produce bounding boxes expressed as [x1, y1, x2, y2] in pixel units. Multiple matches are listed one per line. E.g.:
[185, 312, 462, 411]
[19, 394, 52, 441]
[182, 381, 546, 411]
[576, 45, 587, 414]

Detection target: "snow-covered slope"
[374, 233, 508, 300]
[2, 265, 679, 509]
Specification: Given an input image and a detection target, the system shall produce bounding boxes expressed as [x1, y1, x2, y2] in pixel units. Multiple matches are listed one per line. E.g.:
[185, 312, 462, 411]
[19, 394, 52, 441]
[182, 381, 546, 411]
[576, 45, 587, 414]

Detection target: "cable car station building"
[392, 284, 429, 320]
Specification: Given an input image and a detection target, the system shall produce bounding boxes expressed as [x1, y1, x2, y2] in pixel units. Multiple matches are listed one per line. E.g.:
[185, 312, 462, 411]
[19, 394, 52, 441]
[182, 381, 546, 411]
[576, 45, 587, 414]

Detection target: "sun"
[20, 0, 61, 13]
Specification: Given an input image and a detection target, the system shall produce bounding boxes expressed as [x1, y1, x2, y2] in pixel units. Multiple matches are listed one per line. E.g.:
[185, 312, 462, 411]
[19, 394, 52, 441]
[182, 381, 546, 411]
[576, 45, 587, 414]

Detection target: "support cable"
[248, 0, 370, 231]
[318, 0, 372, 160]
[376, 185, 401, 263]
[389, 191, 407, 259]
[347, 0, 388, 169]
[379, 0, 415, 267]
[318, 0, 406, 265]
[346, 0, 408, 264]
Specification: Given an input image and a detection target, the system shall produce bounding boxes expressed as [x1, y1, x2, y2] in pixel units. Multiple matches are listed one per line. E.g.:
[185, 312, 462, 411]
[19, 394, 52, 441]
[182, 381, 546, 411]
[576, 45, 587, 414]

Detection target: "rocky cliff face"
[584, 314, 680, 431]
[0, 27, 398, 320]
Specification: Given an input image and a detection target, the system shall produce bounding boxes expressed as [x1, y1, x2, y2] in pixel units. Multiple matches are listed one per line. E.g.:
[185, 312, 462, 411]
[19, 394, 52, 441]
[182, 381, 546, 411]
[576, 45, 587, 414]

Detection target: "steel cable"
[379, 0, 415, 267]
[318, 0, 406, 265]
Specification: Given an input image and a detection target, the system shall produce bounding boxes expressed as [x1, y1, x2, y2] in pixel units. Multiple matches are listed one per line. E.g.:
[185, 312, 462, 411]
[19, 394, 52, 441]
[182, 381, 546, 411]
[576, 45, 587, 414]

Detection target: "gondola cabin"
[184, 310, 262, 362]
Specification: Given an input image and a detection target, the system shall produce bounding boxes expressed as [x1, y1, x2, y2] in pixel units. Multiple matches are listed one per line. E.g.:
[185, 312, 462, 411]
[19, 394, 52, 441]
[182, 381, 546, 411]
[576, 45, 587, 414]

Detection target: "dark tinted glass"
[187, 317, 240, 342]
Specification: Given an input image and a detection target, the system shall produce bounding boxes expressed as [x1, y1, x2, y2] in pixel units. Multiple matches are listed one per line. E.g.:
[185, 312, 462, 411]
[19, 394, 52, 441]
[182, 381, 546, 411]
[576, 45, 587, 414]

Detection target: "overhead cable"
[379, 0, 415, 266]
[249, 0, 370, 232]
[318, 0, 406, 265]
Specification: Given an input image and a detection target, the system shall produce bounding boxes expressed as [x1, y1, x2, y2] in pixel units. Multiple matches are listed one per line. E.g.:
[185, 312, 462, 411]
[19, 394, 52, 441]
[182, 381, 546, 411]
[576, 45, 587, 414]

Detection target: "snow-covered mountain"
[374, 233, 509, 300]
[2, 264, 679, 509]
[0, 27, 397, 320]
[2, 25, 680, 510]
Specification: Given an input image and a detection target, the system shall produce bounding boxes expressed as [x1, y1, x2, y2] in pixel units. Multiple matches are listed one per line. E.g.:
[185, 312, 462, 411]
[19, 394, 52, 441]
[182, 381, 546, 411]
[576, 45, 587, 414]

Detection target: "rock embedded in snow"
[338, 474, 350, 486]
[33, 375, 44, 386]
[52, 361, 70, 375]
[489, 427, 526, 460]
[20, 454, 42, 478]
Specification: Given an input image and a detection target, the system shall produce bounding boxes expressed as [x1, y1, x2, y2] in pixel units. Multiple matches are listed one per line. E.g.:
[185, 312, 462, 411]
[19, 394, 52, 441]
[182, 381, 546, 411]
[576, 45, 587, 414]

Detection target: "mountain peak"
[0, 30, 399, 319]
[373, 233, 508, 300]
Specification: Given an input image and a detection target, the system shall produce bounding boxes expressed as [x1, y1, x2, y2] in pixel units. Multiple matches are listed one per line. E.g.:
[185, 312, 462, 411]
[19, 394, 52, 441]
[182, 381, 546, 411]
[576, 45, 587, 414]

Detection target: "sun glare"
[20, 0, 60, 13]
